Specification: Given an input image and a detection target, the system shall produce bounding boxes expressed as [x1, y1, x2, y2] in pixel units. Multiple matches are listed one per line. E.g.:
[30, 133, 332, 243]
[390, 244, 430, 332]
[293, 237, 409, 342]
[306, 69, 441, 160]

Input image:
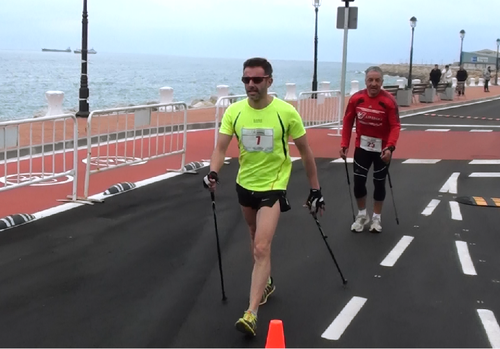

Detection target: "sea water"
[0, 50, 397, 120]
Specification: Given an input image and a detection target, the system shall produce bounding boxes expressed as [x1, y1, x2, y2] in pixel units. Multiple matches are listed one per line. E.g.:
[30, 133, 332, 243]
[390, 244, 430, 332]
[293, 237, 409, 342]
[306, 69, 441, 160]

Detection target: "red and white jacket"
[341, 89, 401, 151]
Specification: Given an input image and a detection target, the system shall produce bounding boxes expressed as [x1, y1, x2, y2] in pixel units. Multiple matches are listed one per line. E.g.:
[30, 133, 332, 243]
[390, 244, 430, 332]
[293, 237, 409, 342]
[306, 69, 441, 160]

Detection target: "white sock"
[373, 213, 381, 221]
[359, 209, 367, 217]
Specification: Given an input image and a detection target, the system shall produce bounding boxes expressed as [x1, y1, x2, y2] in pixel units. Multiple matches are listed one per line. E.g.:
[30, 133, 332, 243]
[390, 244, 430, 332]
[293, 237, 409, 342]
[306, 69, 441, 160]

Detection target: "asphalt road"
[0, 156, 498, 348]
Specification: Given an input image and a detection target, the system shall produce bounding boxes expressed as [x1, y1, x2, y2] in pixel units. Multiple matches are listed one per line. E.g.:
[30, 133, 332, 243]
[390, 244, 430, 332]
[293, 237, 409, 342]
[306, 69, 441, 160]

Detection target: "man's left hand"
[305, 188, 325, 216]
[381, 148, 392, 164]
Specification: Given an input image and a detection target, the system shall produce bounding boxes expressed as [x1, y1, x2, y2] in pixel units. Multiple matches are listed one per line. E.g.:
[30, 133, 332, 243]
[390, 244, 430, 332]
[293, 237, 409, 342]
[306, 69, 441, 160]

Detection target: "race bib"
[241, 128, 274, 153]
[360, 135, 382, 152]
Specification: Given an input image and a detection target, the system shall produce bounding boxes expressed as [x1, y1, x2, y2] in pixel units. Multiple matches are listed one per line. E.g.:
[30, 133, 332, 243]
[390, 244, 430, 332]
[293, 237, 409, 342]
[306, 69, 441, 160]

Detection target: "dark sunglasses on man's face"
[241, 76, 268, 84]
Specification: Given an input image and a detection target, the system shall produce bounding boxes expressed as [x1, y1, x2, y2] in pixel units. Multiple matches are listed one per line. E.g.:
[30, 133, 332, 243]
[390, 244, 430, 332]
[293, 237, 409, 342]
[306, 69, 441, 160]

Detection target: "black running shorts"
[236, 183, 291, 212]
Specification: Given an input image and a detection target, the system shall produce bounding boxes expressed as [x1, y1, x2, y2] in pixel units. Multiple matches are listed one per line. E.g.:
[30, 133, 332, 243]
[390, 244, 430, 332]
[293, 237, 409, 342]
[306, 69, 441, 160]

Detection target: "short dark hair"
[243, 57, 273, 77]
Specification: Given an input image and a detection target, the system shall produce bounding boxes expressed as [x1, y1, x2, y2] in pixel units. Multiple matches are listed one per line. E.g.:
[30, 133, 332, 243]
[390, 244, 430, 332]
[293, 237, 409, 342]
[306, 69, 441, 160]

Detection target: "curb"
[399, 95, 500, 117]
[0, 214, 37, 231]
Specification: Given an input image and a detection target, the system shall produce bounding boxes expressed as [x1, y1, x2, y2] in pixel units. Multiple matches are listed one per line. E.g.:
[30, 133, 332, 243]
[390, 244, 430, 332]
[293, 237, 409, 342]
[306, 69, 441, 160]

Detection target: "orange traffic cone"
[265, 319, 285, 348]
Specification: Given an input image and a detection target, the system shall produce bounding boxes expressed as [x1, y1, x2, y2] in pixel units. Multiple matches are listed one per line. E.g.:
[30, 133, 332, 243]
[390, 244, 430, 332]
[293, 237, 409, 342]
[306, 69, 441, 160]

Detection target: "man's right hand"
[203, 171, 219, 191]
[339, 147, 348, 160]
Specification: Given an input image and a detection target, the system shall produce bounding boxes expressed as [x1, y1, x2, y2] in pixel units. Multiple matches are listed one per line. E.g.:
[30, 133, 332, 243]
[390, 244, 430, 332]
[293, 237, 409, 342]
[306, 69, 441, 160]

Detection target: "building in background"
[458, 49, 498, 69]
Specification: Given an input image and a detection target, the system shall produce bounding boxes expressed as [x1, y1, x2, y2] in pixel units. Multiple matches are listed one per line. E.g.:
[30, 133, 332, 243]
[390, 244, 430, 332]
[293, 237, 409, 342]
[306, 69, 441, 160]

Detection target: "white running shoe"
[370, 216, 382, 233]
[351, 214, 370, 233]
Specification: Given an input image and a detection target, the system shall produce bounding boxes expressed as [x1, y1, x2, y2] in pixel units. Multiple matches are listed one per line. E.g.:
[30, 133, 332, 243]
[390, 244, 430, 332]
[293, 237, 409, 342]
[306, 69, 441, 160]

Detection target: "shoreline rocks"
[379, 63, 489, 83]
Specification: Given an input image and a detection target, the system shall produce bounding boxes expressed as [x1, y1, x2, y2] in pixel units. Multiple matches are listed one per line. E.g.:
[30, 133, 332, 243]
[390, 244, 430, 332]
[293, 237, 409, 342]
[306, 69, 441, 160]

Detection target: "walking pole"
[343, 158, 356, 221]
[386, 170, 399, 225]
[311, 213, 348, 285]
[210, 191, 227, 301]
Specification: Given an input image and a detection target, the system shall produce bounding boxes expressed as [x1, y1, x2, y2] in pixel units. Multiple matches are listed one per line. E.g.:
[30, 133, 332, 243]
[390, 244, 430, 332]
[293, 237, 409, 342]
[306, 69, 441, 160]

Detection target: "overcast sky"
[0, 0, 498, 64]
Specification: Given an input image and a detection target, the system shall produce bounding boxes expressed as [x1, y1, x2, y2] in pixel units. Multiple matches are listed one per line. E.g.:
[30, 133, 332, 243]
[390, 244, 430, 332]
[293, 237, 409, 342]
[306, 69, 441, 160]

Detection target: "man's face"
[242, 67, 272, 101]
[365, 71, 383, 97]
[435, 65, 439, 69]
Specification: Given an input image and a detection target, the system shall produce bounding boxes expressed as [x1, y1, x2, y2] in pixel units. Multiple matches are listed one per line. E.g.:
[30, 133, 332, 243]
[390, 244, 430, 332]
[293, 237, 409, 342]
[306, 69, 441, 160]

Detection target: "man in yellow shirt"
[203, 57, 325, 336]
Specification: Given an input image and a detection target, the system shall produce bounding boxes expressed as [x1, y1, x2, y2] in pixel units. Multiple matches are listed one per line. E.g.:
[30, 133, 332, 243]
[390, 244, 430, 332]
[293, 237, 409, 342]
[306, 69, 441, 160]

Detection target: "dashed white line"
[469, 172, 500, 178]
[331, 158, 353, 163]
[422, 199, 440, 216]
[449, 201, 463, 220]
[470, 129, 493, 132]
[321, 296, 367, 340]
[439, 172, 460, 194]
[477, 309, 500, 348]
[455, 241, 477, 275]
[469, 160, 500, 165]
[425, 129, 450, 132]
[403, 159, 441, 164]
[380, 235, 414, 267]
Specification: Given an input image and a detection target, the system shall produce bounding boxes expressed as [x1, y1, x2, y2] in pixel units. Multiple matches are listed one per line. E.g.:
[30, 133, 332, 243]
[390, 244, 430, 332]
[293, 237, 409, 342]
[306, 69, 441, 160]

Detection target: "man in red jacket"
[339, 66, 401, 233]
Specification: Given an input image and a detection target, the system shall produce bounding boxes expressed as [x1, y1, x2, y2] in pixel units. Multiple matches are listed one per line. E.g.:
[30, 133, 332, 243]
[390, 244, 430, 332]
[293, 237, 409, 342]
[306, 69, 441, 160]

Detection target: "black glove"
[307, 188, 325, 214]
[203, 171, 219, 189]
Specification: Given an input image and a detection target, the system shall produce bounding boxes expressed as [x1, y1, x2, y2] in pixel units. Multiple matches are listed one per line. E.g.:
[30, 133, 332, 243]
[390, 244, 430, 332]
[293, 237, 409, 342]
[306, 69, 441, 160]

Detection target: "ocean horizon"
[0, 49, 400, 121]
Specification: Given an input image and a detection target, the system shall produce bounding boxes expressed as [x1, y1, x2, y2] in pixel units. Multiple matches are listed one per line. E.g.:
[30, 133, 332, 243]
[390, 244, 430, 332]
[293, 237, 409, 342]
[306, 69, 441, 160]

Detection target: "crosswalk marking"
[455, 241, 477, 275]
[380, 236, 414, 267]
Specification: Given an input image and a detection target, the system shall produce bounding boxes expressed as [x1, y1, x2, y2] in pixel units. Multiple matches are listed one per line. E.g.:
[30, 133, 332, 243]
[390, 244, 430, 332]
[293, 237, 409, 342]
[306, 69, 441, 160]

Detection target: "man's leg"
[241, 205, 257, 258]
[370, 155, 389, 233]
[248, 201, 280, 313]
[351, 147, 372, 232]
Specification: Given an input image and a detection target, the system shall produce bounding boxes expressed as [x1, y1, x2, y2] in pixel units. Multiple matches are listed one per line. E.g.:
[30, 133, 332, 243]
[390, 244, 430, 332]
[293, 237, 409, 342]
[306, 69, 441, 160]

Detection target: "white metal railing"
[83, 102, 189, 200]
[297, 90, 342, 134]
[213, 92, 278, 147]
[0, 114, 78, 201]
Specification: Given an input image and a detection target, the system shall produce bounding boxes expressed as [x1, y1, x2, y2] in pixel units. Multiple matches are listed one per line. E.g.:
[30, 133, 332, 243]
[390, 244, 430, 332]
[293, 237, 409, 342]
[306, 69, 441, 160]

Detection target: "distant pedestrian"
[483, 66, 491, 92]
[456, 65, 468, 96]
[429, 64, 442, 88]
[441, 65, 452, 84]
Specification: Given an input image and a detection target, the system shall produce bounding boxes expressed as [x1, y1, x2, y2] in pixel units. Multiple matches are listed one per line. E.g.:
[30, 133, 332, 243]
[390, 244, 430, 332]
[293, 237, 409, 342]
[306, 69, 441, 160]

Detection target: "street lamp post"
[311, 0, 321, 97]
[76, 0, 89, 118]
[496, 38, 500, 85]
[408, 16, 417, 88]
[459, 29, 466, 67]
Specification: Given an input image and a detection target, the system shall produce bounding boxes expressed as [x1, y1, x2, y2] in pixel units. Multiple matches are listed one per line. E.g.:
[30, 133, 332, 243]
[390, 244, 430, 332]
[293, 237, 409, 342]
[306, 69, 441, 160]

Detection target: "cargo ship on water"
[74, 48, 97, 54]
[41, 47, 71, 53]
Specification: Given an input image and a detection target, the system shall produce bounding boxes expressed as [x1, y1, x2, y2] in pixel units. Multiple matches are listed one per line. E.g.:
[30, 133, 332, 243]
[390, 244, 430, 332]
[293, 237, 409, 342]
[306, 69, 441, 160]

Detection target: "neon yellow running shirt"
[219, 97, 306, 191]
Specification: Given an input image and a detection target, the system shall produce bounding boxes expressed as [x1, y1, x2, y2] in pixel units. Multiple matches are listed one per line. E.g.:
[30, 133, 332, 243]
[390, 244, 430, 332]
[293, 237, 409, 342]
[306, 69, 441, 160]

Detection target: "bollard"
[349, 80, 359, 95]
[477, 78, 484, 87]
[452, 77, 457, 88]
[396, 79, 405, 89]
[319, 81, 332, 97]
[45, 91, 64, 116]
[284, 83, 297, 101]
[159, 86, 174, 112]
[216, 85, 230, 107]
[469, 77, 476, 87]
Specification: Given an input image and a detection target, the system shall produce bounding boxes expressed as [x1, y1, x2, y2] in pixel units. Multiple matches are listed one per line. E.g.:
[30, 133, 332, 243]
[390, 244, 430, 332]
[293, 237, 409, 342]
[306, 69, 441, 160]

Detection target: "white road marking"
[469, 172, 500, 178]
[477, 309, 500, 348]
[331, 158, 353, 163]
[321, 296, 367, 340]
[380, 235, 414, 267]
[439, 172, 460, 194]
[425, 129, 450, 132]
[470, 129, 493, 132]
[469, 160, 500, 165]
[403, 159, 441, 164]
[422, 199, 440, 216]
[450, 201, 463, 220]
[455, 241, 477, 275]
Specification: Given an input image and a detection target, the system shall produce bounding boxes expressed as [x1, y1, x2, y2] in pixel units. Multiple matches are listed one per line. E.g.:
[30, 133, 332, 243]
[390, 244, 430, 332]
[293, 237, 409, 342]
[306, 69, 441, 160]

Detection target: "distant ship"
[74, 48, 97, 54]
[42, 47, 71, 53]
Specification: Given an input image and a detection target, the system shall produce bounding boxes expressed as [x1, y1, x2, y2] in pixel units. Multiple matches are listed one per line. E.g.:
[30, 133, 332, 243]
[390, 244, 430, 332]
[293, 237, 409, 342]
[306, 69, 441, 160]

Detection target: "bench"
[435, 82, 449, 101]
[382, 85, 400, 97]
[411, 83, 429, 103]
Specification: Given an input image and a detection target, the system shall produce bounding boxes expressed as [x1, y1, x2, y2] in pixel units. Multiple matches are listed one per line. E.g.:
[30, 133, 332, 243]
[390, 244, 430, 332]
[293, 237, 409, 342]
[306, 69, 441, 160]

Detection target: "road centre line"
[455, 241, 477, 276]
[321, 296, 367, 340]
[439, 172, 460, 194]
[380, 235, 414, 267]
[421, 199, 440, 216]
[469, 160, 500, 165]
[402, 159, 441, 164]
[449, 201, 463, 221]
[469, 173, 500, 178]
[477, 309, 500, 348]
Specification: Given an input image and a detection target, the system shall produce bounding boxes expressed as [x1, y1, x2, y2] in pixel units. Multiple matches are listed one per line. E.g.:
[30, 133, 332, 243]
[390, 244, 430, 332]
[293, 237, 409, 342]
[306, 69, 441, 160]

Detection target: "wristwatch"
[383, 145, 395, 153]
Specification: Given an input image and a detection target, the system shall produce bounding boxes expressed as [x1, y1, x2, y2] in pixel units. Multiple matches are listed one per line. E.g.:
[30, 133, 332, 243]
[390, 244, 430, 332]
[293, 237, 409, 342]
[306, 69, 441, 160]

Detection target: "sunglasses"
[241, 76, 269, 84]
